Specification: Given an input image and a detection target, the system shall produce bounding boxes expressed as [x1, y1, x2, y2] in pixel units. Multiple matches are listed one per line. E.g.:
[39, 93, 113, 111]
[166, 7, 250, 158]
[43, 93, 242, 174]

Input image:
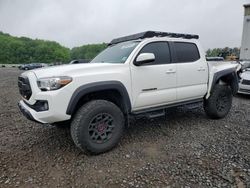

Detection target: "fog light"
[24, 100, 49, 112]
[35, 101, 49, 111]
[43, 102, 49, 111]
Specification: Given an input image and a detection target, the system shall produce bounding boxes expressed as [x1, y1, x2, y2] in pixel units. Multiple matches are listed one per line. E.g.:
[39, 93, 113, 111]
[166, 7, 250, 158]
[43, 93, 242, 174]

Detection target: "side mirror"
[134, 53, 155, 66]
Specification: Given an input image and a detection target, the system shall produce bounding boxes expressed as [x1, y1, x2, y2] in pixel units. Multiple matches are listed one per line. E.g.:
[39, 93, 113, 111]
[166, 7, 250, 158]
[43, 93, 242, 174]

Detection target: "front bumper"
[18, 100, 71, 124]
[18, 71, 73, 124]
[18, 101, 41, 123]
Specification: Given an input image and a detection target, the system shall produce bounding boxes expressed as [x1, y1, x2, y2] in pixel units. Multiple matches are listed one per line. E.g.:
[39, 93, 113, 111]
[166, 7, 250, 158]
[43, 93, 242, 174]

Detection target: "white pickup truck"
[18, 31, 240, 154]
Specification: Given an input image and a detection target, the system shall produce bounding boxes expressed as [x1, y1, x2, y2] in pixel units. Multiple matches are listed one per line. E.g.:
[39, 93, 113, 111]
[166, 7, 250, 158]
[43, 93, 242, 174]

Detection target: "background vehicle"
[18, 31, 240, 154]
[69, 59, 90, 64]
[19, 63, 47, 70]
[239, 68, 250, 94]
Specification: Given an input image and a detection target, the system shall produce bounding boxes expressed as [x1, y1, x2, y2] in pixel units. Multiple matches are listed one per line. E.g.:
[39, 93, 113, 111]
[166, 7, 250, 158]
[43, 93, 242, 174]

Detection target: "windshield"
[91, 41, 139, 63]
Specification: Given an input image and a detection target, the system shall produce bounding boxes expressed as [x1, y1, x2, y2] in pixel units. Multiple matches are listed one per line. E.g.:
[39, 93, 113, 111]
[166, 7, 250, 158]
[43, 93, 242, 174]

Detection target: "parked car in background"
[206, 57, 224, 61]
[19, 63, 47, 70]
[240, 61, 250, 70]
[239, 68, 250, 94]
[69, 59, 90, 64]
[18, 65, 25, 69]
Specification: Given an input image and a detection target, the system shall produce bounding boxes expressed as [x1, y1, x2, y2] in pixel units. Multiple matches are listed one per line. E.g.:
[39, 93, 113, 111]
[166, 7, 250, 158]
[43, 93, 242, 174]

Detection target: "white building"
[240, 4, 250, 61]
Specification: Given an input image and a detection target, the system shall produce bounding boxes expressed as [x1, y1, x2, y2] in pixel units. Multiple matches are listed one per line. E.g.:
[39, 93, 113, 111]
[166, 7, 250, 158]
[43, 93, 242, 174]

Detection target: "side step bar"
[146, 110, 166, 119]
[131, 98, 203, 118]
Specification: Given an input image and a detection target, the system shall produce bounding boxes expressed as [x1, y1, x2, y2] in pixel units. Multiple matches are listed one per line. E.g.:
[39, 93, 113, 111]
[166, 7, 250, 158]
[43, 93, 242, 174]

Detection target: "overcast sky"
[0, 0, 249, 49]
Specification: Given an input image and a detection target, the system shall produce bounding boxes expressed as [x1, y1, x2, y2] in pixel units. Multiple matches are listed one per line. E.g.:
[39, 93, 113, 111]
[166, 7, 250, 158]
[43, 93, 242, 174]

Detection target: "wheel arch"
[66, 81, 131, 116]
[207, 68, 239, 98]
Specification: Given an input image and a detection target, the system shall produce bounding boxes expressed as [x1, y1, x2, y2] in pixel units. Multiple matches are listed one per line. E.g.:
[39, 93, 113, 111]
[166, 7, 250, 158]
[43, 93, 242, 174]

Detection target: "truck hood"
[26, 63, 124, 79]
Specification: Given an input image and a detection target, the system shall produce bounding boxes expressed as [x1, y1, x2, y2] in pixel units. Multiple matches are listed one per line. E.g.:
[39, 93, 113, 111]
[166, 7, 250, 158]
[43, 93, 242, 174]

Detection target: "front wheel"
[204, 85, 232, 119]
[71, 100, 125, 154]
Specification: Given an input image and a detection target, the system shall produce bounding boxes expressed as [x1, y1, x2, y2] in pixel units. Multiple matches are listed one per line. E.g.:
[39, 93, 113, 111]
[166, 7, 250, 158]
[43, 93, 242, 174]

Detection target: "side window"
[174, 42, 200, 63]
[139, 42, 171, 65]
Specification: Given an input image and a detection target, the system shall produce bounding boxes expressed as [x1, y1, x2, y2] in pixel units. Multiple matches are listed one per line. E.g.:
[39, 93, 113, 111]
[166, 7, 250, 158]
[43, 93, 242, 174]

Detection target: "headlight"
[37, 76, 72, 91]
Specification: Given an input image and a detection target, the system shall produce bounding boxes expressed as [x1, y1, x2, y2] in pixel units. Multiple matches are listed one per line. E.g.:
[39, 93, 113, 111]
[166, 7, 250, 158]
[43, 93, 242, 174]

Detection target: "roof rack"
[109, 31, 199, 45]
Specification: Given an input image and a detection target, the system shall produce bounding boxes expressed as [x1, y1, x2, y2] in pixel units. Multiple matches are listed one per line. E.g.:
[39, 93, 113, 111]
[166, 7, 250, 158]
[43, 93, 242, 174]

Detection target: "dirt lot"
[0, 68, 250, 188]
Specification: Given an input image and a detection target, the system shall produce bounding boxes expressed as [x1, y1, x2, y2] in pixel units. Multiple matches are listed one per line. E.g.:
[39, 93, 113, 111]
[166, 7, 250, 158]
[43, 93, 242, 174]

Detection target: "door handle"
[166, 69, 176, 74]
[197, 67, 206, 71]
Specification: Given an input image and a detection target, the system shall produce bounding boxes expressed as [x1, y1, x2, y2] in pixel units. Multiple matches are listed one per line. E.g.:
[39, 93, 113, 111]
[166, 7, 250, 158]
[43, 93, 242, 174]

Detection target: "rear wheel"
[71, 100, 125, 154]
[204, 85, 232, 119]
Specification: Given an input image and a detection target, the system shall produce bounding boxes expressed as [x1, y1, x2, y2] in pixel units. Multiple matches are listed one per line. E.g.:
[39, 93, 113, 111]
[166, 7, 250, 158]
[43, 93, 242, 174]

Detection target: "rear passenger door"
[171, 42, 208, 101]
[131, 41, 177, 111]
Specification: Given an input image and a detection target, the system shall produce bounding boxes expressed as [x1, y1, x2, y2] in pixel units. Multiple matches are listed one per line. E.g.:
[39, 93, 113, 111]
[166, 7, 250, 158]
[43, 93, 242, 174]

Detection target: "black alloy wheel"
[88, 113, 115, 144]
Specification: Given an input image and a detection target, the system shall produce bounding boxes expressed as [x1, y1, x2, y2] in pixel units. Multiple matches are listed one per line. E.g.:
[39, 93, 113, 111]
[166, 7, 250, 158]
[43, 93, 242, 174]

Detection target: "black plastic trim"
[132, 98, 203, 115]
[109, 31, 199, 45]
[18, 102, 41, 124]
[211, 68, 239, 95]
[24, 100, 49, 112]
[168, 42, 177, 63]
[66, 81, 131, 115]
[18, 76, 32, 100]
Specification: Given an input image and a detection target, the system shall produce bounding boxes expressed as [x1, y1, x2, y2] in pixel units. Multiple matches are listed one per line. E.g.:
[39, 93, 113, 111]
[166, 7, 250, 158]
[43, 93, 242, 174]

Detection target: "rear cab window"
[173, 42, 200, 63]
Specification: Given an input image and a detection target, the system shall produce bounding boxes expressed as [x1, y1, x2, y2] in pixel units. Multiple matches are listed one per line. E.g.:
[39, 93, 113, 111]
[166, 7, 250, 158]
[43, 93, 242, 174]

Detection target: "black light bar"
[109, 31, 199, 45]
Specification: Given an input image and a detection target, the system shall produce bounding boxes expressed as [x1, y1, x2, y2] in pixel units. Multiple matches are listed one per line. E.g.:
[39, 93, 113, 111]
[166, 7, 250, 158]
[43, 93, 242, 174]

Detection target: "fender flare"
[66, 81, 131, 115]
[209, 68, 239, 97]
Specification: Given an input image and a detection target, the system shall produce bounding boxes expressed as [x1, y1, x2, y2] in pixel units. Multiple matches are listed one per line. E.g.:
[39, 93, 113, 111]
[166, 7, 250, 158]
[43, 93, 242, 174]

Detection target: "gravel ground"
[0, 68, 249, 188]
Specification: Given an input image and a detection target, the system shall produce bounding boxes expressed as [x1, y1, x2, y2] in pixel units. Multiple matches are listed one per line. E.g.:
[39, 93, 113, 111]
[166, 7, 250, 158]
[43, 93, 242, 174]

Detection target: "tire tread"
[204, 85, 232, 119]
[71, 100, 124, 154]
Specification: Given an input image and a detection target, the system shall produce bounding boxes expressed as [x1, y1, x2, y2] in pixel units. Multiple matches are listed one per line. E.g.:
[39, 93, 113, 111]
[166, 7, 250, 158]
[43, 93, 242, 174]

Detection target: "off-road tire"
[204, 85, 232, 119]
[71, 100, 125, 154]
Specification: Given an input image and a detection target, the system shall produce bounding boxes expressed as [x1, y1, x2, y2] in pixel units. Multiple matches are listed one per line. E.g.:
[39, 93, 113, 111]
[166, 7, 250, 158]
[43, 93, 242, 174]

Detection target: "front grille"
[242, 79, 250, 85]
[18, 76, 32, 100]
[241, 80, 250, 85]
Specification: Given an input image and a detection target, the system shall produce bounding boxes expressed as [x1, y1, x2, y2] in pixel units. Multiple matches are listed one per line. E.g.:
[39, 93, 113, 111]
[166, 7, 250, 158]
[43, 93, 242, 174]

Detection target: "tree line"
[0, 31, 241, 64]
[71, 43, 107, 61]
[206, 47, 240, 59]
[0, 31, 107, 64]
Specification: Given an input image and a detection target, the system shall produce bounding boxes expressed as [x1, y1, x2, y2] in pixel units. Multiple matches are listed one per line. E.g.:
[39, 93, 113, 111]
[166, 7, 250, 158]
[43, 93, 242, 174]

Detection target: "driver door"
[130, 41, 177, 111]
